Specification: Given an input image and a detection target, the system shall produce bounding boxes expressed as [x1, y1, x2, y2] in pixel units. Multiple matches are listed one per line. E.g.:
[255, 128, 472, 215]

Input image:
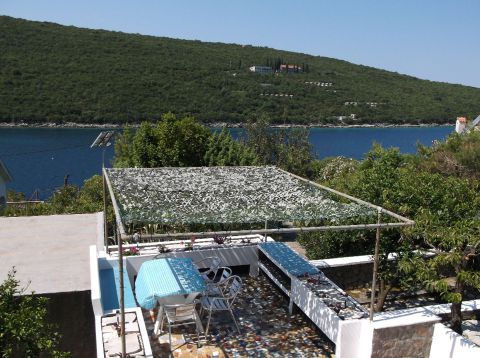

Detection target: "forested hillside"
[1, 16, 479, 125]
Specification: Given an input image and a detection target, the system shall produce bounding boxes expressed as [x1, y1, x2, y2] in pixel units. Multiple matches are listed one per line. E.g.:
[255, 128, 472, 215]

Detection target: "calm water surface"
[0, 126, 453, 198]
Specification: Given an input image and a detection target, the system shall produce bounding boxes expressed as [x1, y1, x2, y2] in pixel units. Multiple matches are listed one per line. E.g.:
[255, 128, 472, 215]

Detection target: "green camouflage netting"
[106, 166, 375, 225]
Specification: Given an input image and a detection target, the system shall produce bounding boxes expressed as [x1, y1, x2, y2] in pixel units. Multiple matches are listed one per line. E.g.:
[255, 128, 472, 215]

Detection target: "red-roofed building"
[455, 117, 467, 133]
[279, 64, 302, 73]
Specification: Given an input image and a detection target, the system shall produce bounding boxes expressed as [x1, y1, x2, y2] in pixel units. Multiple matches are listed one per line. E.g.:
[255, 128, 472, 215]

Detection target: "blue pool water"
[0, 126, 453, 197]
[99, 265, 137, 312]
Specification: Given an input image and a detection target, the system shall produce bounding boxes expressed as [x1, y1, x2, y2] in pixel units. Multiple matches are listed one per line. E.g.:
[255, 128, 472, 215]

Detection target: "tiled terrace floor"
[143, 274, 335, 357]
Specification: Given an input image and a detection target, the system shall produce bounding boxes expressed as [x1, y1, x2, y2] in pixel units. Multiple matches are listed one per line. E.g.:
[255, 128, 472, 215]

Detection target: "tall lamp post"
[92, 131, 126, 357]
[90, 131, 115, 168]
[91, 131, 115, 249]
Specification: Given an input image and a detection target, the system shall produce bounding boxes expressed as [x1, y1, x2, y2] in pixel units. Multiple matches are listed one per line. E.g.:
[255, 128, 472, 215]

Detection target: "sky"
[2, 0, 479, 88]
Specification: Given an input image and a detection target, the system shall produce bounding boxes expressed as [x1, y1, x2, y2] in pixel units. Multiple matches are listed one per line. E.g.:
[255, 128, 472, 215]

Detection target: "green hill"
[1, 15, 479, 125]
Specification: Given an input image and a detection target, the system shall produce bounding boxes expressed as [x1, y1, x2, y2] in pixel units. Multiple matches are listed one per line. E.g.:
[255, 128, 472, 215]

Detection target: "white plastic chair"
[205, 267, 232, 297]
[200, 275, 242, 336]
[194, 256, 222, 283]
[159, 303, 203, 354]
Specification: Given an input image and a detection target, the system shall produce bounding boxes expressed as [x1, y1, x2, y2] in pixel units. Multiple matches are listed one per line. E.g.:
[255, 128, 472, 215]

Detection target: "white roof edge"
[310, 251, 435, 268]
[310, 253, 398, 268]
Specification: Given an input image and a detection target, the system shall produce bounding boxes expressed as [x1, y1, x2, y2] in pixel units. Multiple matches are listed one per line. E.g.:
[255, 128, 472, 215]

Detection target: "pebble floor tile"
[143, 274, 335, 357]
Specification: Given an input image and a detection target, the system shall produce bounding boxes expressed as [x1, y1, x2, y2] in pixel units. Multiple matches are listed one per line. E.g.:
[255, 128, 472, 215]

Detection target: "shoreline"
[0, 121, 454, 129]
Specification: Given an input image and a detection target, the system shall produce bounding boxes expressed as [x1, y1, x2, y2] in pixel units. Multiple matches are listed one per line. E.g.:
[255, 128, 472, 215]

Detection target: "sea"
[0, 126, 453, 199]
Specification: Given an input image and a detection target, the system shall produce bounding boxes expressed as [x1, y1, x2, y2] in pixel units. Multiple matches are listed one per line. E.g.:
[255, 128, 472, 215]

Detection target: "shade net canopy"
[105, 166, 375, 226]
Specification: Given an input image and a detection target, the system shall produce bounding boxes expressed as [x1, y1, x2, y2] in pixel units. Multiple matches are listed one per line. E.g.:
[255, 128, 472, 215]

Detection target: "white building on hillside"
[249, 65, 273, 74]
[455, 115, 480, 134]
[455, 117, 467, 134]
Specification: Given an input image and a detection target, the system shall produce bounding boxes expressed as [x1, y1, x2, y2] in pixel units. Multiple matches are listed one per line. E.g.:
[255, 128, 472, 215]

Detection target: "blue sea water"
[0, 127, 116, 198]
[0, 126, 453, 198]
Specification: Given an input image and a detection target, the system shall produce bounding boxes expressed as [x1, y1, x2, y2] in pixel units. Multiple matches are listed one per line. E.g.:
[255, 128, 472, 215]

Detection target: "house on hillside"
[455, 115, 480, 134]
[455, 117, 467, 133]
[0, 160, 12, 207]
[279, 64, 302, 73]
[249, 65, 273, 74]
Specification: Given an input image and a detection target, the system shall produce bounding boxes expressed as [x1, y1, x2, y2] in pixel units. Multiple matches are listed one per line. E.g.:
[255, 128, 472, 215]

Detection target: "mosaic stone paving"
[143, 274, 335, 357]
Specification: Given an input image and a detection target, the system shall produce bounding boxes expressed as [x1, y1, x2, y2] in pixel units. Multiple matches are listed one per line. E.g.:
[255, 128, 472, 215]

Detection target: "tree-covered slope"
[1, 15, 479, 125]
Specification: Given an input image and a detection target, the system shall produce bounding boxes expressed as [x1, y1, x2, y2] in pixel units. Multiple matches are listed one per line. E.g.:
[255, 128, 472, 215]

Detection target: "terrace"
[145, 270, 336, 357]
[90, 166, 480, 357]
[93, 235, 358, 357]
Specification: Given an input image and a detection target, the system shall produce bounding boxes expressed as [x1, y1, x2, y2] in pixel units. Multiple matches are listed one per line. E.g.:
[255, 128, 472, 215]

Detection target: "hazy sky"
[2, 0, 479, 88]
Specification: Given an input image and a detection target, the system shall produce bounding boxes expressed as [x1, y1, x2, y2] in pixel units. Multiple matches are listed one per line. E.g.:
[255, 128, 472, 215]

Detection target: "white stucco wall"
[291, 278, 342, 343]
[429, 323, 480, 358]
[123, 245, 260, 288]
[90, 245, 103, 317]
[336, 319, 373, 358]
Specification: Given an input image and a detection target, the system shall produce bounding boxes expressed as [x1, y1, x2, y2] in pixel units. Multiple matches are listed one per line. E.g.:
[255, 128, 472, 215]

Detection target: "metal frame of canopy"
[104, 166, 413, 235]
[101, 166, 414, 357]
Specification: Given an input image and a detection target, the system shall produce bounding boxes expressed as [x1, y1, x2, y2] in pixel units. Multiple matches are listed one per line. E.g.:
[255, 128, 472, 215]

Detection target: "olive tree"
[401, 215, 480, 334]
[299, 144, 480, 323]
[0, 268, 69, 357]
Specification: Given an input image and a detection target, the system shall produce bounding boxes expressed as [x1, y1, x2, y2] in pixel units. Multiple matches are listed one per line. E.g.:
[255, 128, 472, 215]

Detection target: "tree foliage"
[204, 128, 260, 166]
[298, 140, 480, 326]
[0, 268, 69, 358]
[113, 113, 318, 178]
[1, 175, 106, 217]
[418, 131, 480, 179]
[1, 15, 480, 125]
[244, 116, 315, 178]
[113, 114, 259, 168]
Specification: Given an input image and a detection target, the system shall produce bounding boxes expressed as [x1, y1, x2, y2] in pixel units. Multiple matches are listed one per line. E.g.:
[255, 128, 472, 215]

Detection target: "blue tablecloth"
[135, 258, 206, 310]
[259, 242, 319, 277]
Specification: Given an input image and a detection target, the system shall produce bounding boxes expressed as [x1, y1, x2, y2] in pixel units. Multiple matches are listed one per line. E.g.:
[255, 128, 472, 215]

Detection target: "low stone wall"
[371, 322, 434, 358]
[321, 262, 373, 290]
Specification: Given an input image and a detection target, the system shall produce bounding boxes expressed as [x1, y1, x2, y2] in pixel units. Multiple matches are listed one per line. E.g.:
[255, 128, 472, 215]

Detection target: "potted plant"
[123, 246, 140, 256]
[213, 235, 226, 245]
[158, 245, 171, 254]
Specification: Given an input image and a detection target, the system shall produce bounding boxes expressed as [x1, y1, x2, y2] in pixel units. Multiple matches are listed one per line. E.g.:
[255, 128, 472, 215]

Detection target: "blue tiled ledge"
[259, 242, 319, 277]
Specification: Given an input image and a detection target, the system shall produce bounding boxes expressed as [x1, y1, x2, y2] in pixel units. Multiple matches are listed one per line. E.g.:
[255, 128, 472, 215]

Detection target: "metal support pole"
[104, 168, 128, 238]
[264, 219, 268, 242]
[113, 221, 412, 243]
[103, 172, 108, 253]
[369, 208, 382, 321]
[117, 226, 126, 358]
